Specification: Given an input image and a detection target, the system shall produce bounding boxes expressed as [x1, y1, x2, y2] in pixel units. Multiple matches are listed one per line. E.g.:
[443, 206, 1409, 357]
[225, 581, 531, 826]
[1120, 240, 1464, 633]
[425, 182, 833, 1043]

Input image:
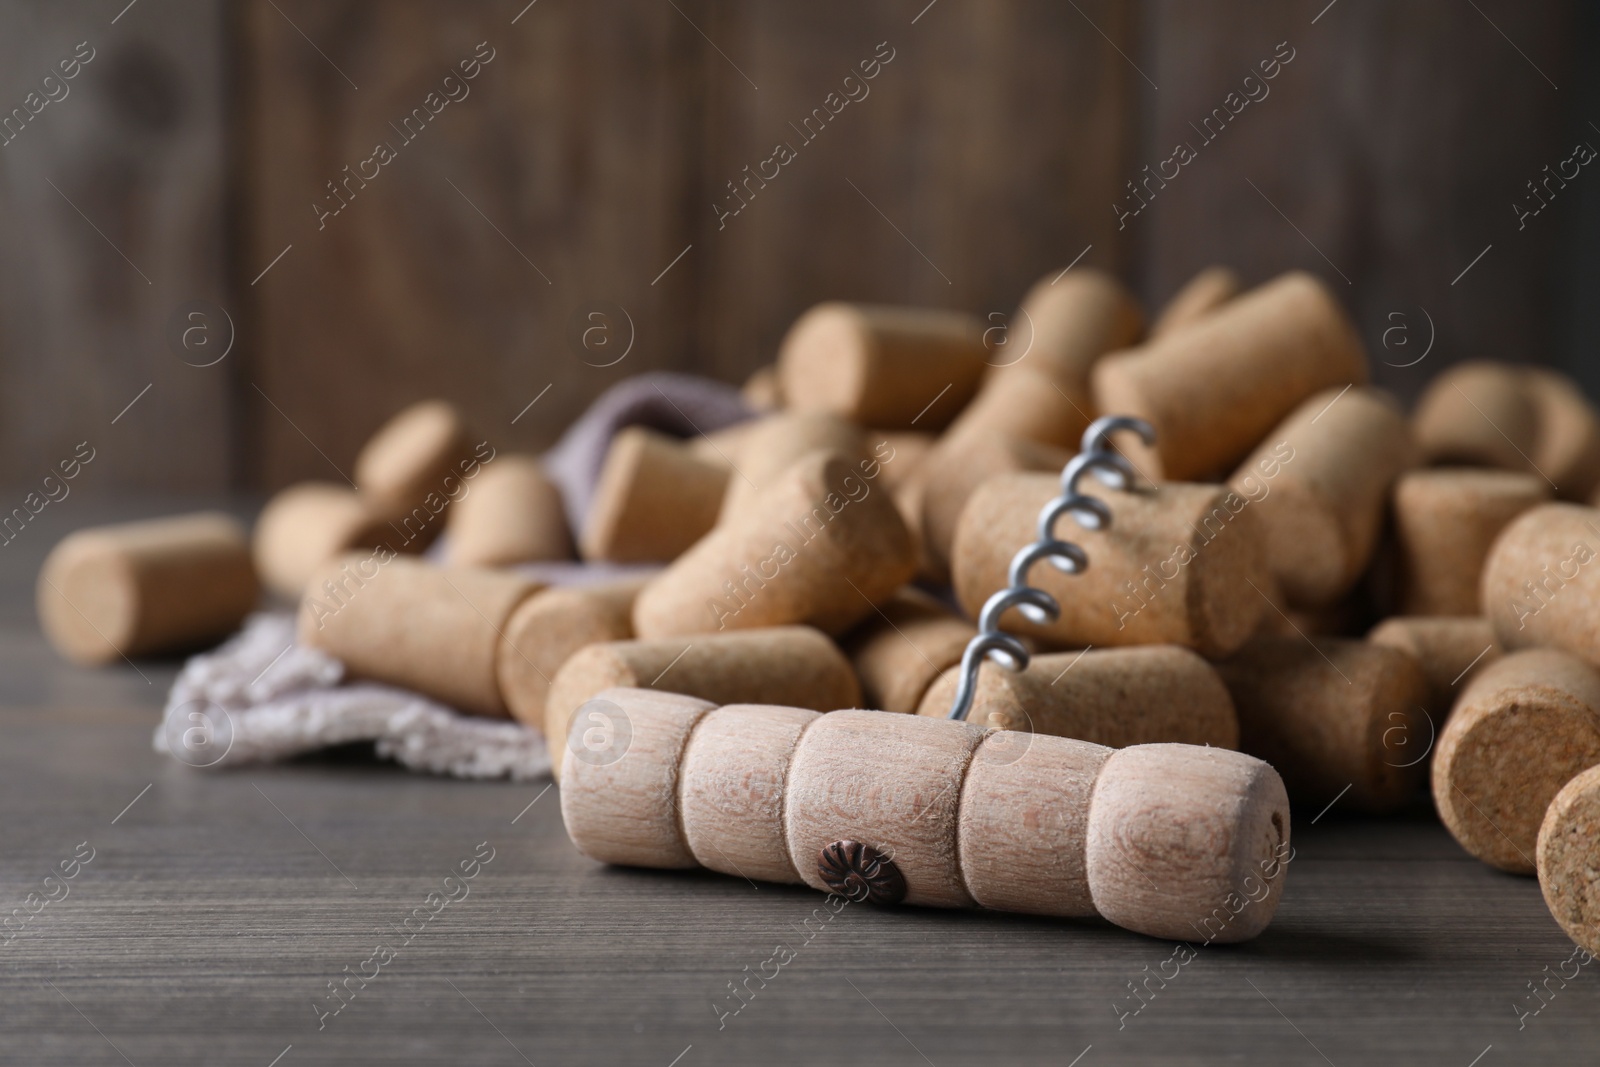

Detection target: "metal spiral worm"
[946, 414, 1157, 721]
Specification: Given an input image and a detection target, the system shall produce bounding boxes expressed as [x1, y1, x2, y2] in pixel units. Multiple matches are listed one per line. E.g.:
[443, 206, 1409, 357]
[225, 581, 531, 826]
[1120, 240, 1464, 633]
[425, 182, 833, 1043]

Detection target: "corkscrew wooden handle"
[559, 688, 1291, 943]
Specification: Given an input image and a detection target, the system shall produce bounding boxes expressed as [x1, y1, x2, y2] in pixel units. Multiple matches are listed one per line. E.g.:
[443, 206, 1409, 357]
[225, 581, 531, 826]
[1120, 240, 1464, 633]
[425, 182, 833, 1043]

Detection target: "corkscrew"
[946, 414, 1157, 721]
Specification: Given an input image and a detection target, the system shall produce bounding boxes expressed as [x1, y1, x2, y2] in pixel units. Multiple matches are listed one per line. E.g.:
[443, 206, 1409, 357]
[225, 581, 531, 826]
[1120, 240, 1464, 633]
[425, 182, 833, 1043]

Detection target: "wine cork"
[544, 625, 862, 760]
[685, 418, 764, 471]
[298, 554, 539, 717]
[1413, 361, 1539, 472]
[253, 482, 399, 599]
[937, 363, 1091, 455]
[1227, 387, 1414, 608]
[1434, 649, 1600, 874]
[496, 578, 646, 731]
[909, 366, 1091, 579]
[1001, 268, 1143, 400]
[844, 588, 978, 713]
[580, 428, 728, 563]
[871, 431, 934, 577]
[1481, 503, 1600, 663]
[891, 471, 937, 580]
[633, 451, 916, 639]
[1150, 265, 1241, 338]
[920, 434, 1072, 581]
[1215, 636, 1430, 813]
[1411, 362, 1600, 499]
[952, 473, 1269, 658]
[354, 400, 474, 519]
[560, 691, 1291, 940]
[777, 303, 988, 431]
[1537, 764, 1600, 955]
[1253, 587, 1371, 641]
[1367, 616, 1501, 714]
[444, 454, 572, 567]
[1245, 572, 1297, 639]
[742, 365, 784, 412]
[559, 688, 715, 868]
[868, 431, 935, 495]
[717, 411, 868, 520]
[916, 645, 1239, 750]
[1526, 368, 1600, 501]
[38, 512, 259, 665]
[1394, 469, 1550, 616]
[1091, 272, 1369, 481]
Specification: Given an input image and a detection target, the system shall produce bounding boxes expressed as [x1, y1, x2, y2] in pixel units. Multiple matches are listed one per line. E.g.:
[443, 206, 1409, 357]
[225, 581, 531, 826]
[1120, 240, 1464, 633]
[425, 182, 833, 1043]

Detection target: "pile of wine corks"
[35, 262, 1600, 948]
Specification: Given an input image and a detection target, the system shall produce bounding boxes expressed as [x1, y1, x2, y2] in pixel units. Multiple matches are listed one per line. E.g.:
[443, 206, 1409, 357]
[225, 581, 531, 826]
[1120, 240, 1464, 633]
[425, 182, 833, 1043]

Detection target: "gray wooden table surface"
[1, 499, 1595, 1066]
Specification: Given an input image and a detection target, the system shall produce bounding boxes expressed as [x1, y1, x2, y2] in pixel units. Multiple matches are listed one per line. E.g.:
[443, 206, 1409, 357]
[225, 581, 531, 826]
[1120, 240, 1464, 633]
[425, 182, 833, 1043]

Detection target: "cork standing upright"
[1433, 649, 1600, 874]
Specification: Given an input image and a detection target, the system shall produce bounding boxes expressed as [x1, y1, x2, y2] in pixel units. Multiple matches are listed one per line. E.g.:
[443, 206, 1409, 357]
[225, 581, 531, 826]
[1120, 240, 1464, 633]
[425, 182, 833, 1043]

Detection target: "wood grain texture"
[680, 702, 818, 885]
[565, 697, 1282, 941]
[1137, 0, 1577, 403]
[958, 731, 1109, 917]
[1086, 743, 1289, 943]
[0, 0, 233, 492]
[241, 0, 701, 486]
[689, 0, 1138, 388]
[241, 0, 1142, 493]
[559, 687, 712, 867]
[2, 0, 1592, 502]
[1, 507, 1599, 1063]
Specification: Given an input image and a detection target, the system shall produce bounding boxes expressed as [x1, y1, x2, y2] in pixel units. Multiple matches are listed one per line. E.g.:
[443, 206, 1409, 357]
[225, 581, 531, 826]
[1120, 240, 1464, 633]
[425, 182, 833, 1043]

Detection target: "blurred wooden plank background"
[1139, 0, 1578, 397]
[0, 0, 1588, 492]
[0, 0, 232, 494]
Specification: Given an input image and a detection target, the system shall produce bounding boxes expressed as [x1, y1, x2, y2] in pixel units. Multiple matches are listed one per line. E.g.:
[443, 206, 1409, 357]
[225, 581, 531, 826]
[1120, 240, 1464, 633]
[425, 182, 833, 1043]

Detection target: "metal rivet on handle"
[817, 840, 906, 905]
